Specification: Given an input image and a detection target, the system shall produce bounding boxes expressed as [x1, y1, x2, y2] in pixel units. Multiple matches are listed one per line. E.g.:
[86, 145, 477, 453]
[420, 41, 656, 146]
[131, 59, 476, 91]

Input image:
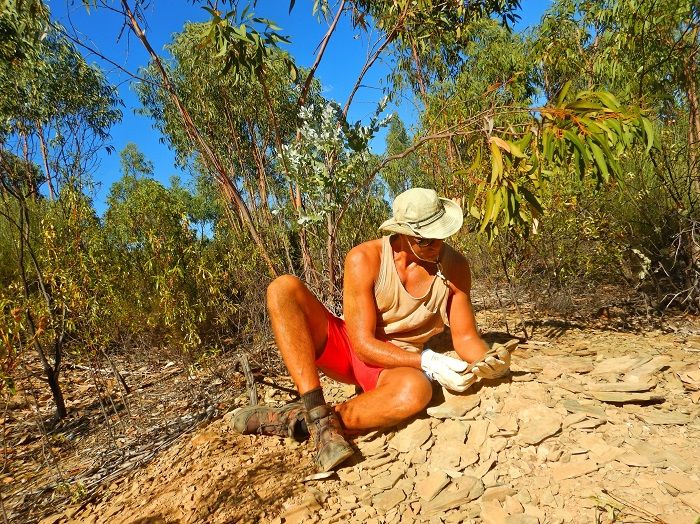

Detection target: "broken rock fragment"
[423, 476, 485, 517]
[388, 418, 432, 453]
[517, 406, 561, 446]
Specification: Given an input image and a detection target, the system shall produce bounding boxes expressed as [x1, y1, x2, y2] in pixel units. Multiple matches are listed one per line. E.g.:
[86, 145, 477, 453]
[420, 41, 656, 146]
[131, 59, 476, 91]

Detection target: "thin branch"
[298, 0, 347, 108]
[342, 29, 397, 118]
[52, 23, 156, 87]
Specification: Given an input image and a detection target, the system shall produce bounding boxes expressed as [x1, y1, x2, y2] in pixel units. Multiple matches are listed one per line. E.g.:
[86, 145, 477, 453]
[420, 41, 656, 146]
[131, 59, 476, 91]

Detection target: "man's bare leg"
[265, 275, 329, 395]
[266, 276, 432, 432]
[264, 275, 355, 472]
[335, 368, 432, 431]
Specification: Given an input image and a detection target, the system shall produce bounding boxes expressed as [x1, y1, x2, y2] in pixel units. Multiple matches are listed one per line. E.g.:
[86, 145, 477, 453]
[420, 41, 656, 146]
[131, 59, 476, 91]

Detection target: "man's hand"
[469, 343, 511, 379]
[420, 349, 475, 392]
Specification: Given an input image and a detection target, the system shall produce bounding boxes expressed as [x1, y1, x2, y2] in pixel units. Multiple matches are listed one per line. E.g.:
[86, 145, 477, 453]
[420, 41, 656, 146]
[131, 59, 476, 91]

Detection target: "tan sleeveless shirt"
[373, 235, 451, 352]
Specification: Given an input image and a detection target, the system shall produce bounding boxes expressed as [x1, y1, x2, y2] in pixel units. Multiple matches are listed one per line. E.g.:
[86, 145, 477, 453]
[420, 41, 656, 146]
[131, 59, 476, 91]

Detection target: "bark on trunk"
[257, 67, 316, 280]
[120, 0, 278, 278]
[37, 123, 56, 200]
[685, 49, 699, 190]
[46, 367, 67, 419]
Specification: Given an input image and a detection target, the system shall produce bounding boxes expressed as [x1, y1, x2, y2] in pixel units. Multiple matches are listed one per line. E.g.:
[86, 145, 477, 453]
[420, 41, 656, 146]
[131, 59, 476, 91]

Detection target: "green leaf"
[520, 186, 544, 215]
[507, 140, 525, 158]
[567, 100, 604, 112]
[564, 129, 586, 161]
[555, 80, 571, 107]
[642, 117, 654, 153]
[516, 132, 532, 152]
[480, 190, 494, 232]
[594, 91, 621, 112]
[490, 141, 503, 183]
[589, 140, 609, 183]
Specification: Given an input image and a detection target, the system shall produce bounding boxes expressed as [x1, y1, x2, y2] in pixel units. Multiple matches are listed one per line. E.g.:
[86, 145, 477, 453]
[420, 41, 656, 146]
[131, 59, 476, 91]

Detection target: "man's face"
[408, 235, 444, 259]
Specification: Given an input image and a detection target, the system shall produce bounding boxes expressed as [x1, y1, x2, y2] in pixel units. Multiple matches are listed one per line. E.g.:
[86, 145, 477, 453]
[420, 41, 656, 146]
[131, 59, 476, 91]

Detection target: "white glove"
[420, 349, 474, 392]
[469, 344, 511, 379]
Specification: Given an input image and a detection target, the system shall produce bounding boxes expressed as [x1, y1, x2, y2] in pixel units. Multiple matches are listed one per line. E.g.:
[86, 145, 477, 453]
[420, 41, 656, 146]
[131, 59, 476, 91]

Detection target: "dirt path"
[41, 322, 700, 524]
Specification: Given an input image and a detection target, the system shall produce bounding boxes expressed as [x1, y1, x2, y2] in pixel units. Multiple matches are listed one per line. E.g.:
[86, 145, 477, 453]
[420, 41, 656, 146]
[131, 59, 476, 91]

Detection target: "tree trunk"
[326, 212, 336, 303]
[36, 123, 56, 200]
[685, 46, 699, 193]
[257, 67, 316, 281]
[120, 0, 278, 278]
[46, 366, 67, 419]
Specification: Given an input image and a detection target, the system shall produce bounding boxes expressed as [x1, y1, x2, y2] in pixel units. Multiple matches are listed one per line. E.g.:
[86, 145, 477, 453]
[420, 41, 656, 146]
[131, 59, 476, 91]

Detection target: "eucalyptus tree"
[0, 0, 120, 418]
[228, 1, 653, 240]
[532, 0, 700, 308]
[88, 0, 657, 298]
[136, 20, 306, 277]
[533, 0, 698, 160]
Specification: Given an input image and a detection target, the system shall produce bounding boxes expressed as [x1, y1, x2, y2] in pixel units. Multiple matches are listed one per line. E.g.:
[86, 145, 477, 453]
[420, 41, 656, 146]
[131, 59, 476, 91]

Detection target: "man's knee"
[266, 274, 305, 312]
[386, 369, 433, 419]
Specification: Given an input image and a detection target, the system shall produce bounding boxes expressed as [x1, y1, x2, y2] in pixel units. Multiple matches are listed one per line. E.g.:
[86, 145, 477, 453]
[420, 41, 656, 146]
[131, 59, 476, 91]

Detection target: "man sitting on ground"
[232, 188, 510, 471]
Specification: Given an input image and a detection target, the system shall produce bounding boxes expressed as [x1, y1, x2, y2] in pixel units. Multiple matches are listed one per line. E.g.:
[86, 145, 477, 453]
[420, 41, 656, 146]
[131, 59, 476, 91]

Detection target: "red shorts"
[314, 312, 385, 392]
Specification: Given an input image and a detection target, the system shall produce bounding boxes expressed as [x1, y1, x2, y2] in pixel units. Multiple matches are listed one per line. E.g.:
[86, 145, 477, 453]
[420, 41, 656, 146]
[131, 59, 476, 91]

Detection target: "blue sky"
[48, 0, 552, 213]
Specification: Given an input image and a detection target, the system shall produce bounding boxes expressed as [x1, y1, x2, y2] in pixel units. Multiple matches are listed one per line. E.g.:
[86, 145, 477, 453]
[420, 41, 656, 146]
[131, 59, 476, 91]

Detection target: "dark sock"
[301, 387, 326, 412]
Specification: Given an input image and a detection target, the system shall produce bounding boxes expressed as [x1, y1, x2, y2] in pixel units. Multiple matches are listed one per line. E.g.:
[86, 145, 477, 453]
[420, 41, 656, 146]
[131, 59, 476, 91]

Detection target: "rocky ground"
[36, 316, 700, 524]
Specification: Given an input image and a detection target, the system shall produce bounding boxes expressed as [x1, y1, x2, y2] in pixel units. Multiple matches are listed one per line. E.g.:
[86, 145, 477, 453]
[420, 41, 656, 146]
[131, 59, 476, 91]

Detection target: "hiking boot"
[231, 402, 307, 440]
[305, 404, 355, 472]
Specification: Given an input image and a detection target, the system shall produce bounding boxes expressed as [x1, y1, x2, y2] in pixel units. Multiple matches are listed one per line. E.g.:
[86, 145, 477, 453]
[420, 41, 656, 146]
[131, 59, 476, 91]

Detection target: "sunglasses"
[413, 236, 439, 247]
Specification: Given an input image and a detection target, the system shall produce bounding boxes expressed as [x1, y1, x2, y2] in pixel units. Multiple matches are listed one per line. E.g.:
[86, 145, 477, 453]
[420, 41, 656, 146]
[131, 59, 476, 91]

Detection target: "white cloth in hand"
[420, 349, 474, 392]
[470, 344, 511, 379]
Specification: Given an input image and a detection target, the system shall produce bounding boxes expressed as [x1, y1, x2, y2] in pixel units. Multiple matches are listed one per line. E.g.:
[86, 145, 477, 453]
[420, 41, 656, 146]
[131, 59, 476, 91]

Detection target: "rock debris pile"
[276, 332, 700, 524]
[45, 328, 700, 523]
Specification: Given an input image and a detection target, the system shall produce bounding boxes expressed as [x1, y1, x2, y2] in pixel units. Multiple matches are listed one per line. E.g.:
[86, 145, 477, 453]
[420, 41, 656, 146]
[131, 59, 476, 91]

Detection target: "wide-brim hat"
[379, 188, 463, 239]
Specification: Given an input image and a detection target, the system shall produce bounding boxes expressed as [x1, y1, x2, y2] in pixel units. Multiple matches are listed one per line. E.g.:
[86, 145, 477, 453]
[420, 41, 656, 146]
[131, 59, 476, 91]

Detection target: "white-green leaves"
[281, 99, 389, 228]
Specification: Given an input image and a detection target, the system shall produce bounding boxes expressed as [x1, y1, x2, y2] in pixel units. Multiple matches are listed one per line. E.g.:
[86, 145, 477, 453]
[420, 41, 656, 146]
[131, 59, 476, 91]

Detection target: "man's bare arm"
[342, 245, 422, 369]
[445, 252, 489, 363]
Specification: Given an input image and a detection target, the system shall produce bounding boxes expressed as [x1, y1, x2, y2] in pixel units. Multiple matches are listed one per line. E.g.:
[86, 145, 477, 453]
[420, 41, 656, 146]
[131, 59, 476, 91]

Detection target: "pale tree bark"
[258, 66, 317, 283]
[36, 122, 56, 200]
[120, 0, 279, 277]
[684, 32, 699, 190]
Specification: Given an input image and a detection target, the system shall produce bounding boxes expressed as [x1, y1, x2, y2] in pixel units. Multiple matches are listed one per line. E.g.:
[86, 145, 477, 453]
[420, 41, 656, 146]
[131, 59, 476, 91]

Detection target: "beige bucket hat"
[379, 188, 463, 239]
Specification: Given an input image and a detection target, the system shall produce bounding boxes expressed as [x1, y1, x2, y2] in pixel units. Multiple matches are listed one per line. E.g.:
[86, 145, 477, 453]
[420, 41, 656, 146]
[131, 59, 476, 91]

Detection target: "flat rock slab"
[428, 392, 480, 419]
[589, 391, 665, 404]
[372, 487, 406, 512]
[549, 460, 601, 481]
[482, 485, 517, 502]
[415, 472, 450, 501]
[625, 355, 672, 378]
[389, 418, 432, 453]
[481, 499, 508, 524]
[423, 476, 484, 517]
[562, 399, 606, 418]
[617, 451, 662, 467]
[660, 472, 699, 494]
[518, 407, 561, 445]
[591, 355, 652, 375]
[429, 440, 461, 469]
[679, 491, 700, 513]
[635, 411, 691, 425]
[433, 419, 469, 444]
[588, 380, 656, 392]
[465, 419, 490, 450]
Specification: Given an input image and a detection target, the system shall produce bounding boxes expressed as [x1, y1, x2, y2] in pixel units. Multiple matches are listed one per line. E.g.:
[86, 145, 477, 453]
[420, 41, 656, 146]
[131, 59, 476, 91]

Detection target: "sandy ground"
[35, 318, 700, 524]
